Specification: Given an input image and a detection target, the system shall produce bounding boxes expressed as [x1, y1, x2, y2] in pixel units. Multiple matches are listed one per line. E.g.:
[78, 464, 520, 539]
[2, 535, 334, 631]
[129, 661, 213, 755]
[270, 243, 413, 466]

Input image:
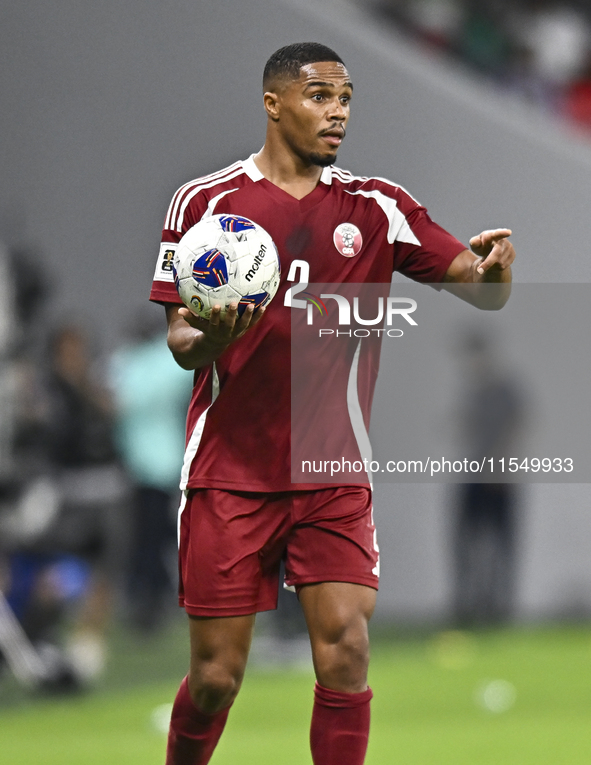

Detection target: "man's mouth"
[320, 128, 345, 147]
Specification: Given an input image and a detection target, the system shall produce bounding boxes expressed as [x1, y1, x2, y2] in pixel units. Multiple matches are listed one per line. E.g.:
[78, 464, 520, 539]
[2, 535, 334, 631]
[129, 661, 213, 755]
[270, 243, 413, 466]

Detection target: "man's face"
[272, 61, 352, 167]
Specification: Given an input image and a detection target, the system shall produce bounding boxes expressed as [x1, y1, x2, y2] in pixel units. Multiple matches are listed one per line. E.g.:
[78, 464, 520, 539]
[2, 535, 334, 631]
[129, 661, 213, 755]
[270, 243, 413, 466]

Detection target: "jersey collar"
[242, 154, 265, 181]
[242, 153, 333, 185]
[319, 166, 333, 185]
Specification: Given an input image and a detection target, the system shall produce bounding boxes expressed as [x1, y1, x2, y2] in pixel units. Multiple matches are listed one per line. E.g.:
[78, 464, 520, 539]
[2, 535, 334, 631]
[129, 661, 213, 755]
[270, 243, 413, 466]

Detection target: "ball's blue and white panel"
[191, 248, 229, 287]
[237, 291, 270, 316]
[218, 215, 256, 233]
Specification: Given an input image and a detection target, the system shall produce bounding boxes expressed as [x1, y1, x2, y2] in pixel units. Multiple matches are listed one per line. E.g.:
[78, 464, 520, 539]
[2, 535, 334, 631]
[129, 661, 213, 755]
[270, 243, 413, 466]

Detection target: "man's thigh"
[284, 486, 379, 591]
[179, 489, 292, 617]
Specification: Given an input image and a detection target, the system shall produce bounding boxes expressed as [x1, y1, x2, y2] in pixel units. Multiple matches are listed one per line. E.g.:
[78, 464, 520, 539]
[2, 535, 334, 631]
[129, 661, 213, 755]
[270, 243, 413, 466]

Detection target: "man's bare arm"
[443, 228, 515, 310]
[165, 302, 265, 370]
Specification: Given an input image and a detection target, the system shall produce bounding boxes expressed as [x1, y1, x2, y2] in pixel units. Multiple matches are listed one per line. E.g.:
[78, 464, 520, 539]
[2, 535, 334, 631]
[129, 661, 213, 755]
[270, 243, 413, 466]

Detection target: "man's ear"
[263, 91, 281, 122]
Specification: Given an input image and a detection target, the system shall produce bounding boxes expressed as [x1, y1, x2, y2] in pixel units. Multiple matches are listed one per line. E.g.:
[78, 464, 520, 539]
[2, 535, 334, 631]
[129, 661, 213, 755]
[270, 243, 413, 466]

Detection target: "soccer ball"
[172, 214, 281, 320]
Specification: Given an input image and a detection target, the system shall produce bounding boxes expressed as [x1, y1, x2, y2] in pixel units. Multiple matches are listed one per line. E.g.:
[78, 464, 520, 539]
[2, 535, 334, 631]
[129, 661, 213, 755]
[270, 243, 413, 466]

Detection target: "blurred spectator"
[407, 0, 463, 50]
[2, 324, 128, 686]
[0, 242, 16, 487]
[521, 3, 590, 87]
[369, 0, 591, 134]
[458, 1, 512, 79]
[563, 54, 591, 130]
[451, 330, 525, 626]
[110, 316, 191, 631]
[505, 42, 554, 109]
[0, 242, 54, 488]
[0, 241, 60, 687]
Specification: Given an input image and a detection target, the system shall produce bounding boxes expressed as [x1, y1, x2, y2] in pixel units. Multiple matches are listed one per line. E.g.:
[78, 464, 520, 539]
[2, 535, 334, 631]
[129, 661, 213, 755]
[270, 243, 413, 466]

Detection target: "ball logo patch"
[333, 223, 362, 257]
[190, 294, 205, 313]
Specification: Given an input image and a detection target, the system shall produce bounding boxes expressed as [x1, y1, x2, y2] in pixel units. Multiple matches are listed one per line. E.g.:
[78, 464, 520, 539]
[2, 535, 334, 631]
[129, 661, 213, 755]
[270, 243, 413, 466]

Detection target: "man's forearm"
[443, 246, 513, 310]
[165, 304, 230, 370]
[167, 323, 228, 370]
[451, 259, 512, 310]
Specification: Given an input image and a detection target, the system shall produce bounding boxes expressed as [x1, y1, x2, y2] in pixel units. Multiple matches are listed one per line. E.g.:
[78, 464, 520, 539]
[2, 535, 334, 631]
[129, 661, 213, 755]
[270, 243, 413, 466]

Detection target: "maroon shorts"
[178, 486, 379, 617]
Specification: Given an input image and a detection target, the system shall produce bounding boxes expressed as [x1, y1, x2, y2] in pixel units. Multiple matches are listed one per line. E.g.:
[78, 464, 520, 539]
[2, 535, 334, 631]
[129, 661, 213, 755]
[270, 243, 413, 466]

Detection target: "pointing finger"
[482, 228, 512, 246]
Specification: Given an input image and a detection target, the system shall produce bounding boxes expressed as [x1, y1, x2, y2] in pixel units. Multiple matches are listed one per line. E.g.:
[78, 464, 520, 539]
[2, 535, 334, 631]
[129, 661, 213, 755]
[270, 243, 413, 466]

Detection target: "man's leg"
[166, 613, 255, 765]
[299, 582, 376, 765]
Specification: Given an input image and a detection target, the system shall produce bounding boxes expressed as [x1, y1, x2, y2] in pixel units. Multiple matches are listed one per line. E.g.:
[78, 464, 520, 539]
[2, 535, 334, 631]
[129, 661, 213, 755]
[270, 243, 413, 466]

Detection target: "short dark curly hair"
[263, 42, 345, 89]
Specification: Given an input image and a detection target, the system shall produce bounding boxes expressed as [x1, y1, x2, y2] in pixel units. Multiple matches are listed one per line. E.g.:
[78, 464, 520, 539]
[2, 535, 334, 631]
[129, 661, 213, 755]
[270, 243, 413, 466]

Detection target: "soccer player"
[150, 42, 515, 765]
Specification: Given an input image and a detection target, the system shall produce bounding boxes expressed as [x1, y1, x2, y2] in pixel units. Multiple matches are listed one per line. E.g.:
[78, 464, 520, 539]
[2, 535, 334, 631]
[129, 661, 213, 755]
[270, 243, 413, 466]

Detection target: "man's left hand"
[469, 228, 515, 276]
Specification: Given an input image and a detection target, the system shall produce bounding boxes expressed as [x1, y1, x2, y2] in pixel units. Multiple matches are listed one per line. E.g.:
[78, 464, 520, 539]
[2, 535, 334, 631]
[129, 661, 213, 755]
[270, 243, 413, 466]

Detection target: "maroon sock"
[310, 682, 373, 765]
[166, 676, 230, 765]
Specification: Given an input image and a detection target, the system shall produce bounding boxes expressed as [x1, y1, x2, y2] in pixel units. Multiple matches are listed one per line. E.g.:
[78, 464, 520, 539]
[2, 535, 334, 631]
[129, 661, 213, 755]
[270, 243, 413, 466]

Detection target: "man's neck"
[253, 145, 324, 200]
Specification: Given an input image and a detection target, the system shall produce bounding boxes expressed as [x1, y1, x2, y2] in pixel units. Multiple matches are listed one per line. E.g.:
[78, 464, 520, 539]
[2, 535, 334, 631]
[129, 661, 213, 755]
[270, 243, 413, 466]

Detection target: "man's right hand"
[179, 301, 264, 345]
[166, 302, 266, 370]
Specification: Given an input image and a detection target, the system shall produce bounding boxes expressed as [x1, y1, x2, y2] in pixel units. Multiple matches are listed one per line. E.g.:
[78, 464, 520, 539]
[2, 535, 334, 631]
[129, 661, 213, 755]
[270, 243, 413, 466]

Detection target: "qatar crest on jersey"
[333, 222, 362, 258]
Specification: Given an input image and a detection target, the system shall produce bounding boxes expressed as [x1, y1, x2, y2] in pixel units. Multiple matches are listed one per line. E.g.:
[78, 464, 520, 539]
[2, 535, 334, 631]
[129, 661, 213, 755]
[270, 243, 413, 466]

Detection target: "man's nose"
[328, 99, 347, 120]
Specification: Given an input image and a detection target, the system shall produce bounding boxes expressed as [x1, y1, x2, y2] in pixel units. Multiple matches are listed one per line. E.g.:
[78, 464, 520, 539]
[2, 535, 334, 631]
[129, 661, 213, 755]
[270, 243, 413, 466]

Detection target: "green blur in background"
[1, 621, 591, 764]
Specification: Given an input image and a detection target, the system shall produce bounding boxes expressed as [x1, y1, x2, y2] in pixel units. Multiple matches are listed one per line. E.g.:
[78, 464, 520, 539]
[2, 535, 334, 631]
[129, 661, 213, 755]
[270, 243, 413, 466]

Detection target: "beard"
[308, 151, 337, 167]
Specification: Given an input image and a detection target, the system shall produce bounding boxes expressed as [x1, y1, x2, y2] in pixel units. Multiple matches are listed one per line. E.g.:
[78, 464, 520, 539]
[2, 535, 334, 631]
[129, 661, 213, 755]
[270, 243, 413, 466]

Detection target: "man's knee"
[312, 621, 370, 692]
[188, 660, 244, 714]
[186, 613, 254, 714]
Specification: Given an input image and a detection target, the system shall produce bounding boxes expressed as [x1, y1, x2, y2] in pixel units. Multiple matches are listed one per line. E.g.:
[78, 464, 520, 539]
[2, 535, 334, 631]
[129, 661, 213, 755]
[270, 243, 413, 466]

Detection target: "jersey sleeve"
[149, 236, 183, 305]
[393, 206, 466, 284]
[149, 184, 208, 305]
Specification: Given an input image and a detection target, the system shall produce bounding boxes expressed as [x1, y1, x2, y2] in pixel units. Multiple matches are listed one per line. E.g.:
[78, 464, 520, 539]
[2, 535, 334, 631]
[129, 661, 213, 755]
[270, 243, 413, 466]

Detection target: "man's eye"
[312, 94, 323, 101]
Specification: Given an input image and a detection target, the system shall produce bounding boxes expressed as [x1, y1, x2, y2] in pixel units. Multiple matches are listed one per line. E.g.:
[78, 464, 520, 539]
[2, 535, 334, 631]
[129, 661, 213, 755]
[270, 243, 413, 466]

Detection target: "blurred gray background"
[2, 0, 591, 625]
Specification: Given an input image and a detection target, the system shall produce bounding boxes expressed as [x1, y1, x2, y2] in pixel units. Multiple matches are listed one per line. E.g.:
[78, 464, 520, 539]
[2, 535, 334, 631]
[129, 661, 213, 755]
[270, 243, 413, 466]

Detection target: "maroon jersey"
[150, 155, 465, 492]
